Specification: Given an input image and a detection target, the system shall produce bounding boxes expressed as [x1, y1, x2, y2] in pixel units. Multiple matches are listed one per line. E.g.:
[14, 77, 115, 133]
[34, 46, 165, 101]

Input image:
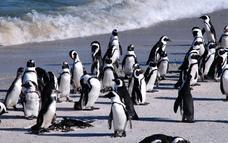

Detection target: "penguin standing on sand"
[21, 60, 40, 119]
[31, 72, 58, 134]
[146, 35, 171, 65]
[103, 29, 122, 69]
[91, 41, 102, 78]
[105, 90, 131, 137]
[122, 44, 138, 78]
[69, 50, 84, 92]
[58, 62, 71, 102]
[174, 73, 194, 123]
[100, 58, 118, 91]
[4, 67, 24, 110]
[157, 51, 169, 80]
[219, 25, 228, 49]
[74, 70, 101, 110]
[200, 15, 217, 43]
[144, 62, 158, 92]
[113, 78, 139, 120]
[220, 64, 228, 101]
[128, 65, 147, 105]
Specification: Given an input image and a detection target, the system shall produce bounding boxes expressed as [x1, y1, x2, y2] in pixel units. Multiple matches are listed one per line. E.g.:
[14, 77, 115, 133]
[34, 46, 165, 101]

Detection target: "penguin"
[139, 134, 190, 143]
[69, 50, 84, 92]
[22, 80, 40, 119]
[74, 70, 101, 110]
[202, 42, 217, 79]
[188, 49, 200, 86]
[58, 61, 71, 102]
[144, 62, 158, 92]
[128, 65, 147, 105]
[22, 59, 38, 88]
[113, 78, 139, 120]
[100, 58, 118, 91]
[122, 44, 138, 78]
[200, 15, 217, 43]
[91, 41, 103, 78]
[218, 25, 228, 49]
[4, 67, 24, 110]
[191, 27, 206, 56]
[31, 71, 58, 134]
[220, 63, 228, 101]
[103, 29, 122, 69]
[146, 35, 171, 65]
[105, 90, 131, 137]
[157, 51, 169, 80]
[174, 73, 194, 123]
[0, 102, 7, 115]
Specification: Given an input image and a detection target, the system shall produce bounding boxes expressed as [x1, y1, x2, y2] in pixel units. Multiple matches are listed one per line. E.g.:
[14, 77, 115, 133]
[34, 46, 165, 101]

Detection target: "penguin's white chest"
[59, 73, 71, 97]
[23, 72, 38, 85]
[146, 69, 158, 91]
[158, 59, 168, 76]
[85, 78, 101, 107]
[72, 62, 83, 81]
[5, 78, 22, 108]
[112, 103, 127, 131]
[189, 64, 198, 85]
[41, 101, 56, 128]
[123, 57, 135, 75]
[24, 92, 40, 117]
[102, 69, 115, 88]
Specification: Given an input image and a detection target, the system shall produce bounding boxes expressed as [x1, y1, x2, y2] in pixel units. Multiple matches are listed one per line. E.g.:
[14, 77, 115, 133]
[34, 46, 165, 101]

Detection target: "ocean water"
[0, 0, 228, 46]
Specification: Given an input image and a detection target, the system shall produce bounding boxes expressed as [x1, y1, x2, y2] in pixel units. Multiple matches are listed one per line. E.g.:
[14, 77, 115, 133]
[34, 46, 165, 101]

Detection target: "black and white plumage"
[174, 74, 194, 123]
[200, 15, 217, 43]
[69, 50, 84, 92]
[0, 102, 7, 115]
[4, 67, 24, 110]
[74, 71, 101, 110]
[31, 71, 58, 134]
[91, 41, 103, 78]
[105, 90, 131, 137]
[218, 25, 228, 49]
[58, 61, 71, 102]
[122, 44, 138, 78]
[157, 51, 169, 80]
[220, 64, 228, 101]
[146, 35, 171, 65]
[100, 58, 118, 90]
[139, 134, 190, 143]
[113, 78, 139, 120]
[128, 66, 147, 105]
[144, 62, 158, 92]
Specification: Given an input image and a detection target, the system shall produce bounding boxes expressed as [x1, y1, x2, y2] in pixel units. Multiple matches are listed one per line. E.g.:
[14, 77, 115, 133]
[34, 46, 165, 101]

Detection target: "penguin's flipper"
[173, 96, 182, 113]
[108, 111, 113, 129]
[220, 73, 225, 94]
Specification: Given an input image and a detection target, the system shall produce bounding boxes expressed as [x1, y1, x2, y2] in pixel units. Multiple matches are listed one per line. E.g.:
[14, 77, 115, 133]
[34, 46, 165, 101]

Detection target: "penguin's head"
[112, 29, 118, 36]
[17, 67, 24, 76]
[192, 27, 202, 37]
[171, 137, 190, 143]
[26, 59, 36, 68]
[91, 41, 100, 56]
[160, 35, 171, 44]
[62, 61, 69, 69]
[149, 61, 157, 67]
[113, 78, 124, 88]
[133, 63, 140, 69]
[200, 15, 210, 23]
[135, 69, 144, 76]
[69, 50, 78, 60]
[224, 25, 228, 33]
[127, 44, 134, 51]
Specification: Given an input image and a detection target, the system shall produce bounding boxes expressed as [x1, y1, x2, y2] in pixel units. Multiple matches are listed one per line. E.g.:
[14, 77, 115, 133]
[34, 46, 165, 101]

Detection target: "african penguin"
[58, 61, 71, 102]
[100, 58, 118, 91]
[174, 73, 194, 123]
[4, 67, 24, 110]
[113, 78, 139, 120]
[157, 51, 169, 80]
[31, 71, 58, 134]
[122, 44, 138, 78]
[144, 62, 158, 92]
[74, 70, 101, 110]
[139, 134, 190, 143]
[200, 15, 217, 43]
[69, 50, 84, 93]
[220, 64, 228, 101]
[105, 90, 131, 137]
[146, 35, 171, 65]
[219, 25, 228, 49]
[128, 65, 147, 105]
[91, 41, 103, 77]
[188, 48, 200, 86]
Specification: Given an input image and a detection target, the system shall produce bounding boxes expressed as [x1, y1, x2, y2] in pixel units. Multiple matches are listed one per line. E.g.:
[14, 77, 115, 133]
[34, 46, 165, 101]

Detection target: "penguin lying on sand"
[139, 134, 190, 143]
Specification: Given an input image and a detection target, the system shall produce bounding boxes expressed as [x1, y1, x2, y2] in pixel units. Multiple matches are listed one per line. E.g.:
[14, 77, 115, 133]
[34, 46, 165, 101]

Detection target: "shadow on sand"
[155, 96, 224, 101]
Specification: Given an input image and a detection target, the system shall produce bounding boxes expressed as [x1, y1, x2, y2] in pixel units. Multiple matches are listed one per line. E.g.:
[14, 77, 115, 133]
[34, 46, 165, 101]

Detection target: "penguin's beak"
[166, 38, 172, 42]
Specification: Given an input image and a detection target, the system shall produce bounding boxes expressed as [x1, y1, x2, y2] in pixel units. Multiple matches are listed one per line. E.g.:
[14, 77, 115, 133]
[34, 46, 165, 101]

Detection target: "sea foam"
[0, 0, 228, 46]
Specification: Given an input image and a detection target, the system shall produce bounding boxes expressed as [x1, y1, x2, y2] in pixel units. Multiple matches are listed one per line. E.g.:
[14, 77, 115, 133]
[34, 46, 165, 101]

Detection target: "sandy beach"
[0, 9, 228, 143]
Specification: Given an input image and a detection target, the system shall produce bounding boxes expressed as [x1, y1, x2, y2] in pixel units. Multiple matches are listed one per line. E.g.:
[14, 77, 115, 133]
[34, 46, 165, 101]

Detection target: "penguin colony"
[0, 14, 227, 142]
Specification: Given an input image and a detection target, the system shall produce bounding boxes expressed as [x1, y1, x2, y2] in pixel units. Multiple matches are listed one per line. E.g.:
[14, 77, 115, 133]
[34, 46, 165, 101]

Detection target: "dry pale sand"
[0, 9, 228, 143]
